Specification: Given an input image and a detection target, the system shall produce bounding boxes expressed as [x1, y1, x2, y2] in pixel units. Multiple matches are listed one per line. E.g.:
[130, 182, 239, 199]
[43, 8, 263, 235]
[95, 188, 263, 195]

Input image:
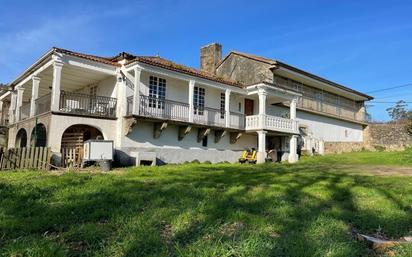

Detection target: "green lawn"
[1, 151, 412, 257]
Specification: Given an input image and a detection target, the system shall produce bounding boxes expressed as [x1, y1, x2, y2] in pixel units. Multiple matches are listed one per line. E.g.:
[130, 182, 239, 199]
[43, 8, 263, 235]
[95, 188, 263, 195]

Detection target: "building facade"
[0, 43, 372, 165]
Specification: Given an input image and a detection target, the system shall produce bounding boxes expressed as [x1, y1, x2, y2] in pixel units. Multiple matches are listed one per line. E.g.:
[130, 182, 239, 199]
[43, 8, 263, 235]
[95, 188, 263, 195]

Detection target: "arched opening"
[15, 128, 27, 147]
[30, 123, 47, 147]
[61, 124, 103, 150]
[60, 125, 104, 167]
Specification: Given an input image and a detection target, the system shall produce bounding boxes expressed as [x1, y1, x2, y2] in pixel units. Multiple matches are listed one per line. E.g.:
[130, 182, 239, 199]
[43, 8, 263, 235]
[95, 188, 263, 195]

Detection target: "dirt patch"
[339, 165, 412, 176]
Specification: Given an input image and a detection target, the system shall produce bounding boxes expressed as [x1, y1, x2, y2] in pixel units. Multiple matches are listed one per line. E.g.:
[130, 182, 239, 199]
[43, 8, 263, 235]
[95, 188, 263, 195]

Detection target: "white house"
[0, 43, 372, 165]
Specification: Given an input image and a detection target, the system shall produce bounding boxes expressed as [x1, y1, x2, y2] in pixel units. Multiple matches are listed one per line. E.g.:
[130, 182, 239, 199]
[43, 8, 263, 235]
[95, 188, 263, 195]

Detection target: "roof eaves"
[127, 57, 244, 88]
[271, 61, 374, 100]
[53, 47, 122, 67]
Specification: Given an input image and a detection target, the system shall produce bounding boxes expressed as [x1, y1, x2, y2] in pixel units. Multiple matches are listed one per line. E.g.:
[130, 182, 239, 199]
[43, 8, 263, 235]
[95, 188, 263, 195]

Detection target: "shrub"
[374, 145, 386, 152]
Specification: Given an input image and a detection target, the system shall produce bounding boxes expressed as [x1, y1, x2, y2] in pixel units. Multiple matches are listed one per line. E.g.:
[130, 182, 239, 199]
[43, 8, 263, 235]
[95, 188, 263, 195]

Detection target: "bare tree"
[386, 100, 408, 122]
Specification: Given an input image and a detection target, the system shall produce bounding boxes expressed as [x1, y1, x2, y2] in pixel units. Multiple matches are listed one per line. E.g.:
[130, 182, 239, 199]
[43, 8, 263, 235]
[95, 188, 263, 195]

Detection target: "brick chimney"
[200, 43, 222, 74]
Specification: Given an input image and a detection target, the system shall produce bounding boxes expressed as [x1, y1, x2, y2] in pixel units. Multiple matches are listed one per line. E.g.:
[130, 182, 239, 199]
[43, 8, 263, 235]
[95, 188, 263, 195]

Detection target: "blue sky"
[1, 0, 412, 121]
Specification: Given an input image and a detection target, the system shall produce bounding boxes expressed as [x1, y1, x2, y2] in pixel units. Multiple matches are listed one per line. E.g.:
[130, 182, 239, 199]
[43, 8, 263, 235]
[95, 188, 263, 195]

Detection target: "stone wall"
[324, 142, 365, 154]
[363, 122, 412, 151]
[216, 54, 273, 84]
[324, 122, 412, 154]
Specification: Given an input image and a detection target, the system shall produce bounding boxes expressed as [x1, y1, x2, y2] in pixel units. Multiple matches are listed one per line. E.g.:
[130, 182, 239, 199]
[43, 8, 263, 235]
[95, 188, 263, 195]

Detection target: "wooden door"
[244, 99, 254, 116]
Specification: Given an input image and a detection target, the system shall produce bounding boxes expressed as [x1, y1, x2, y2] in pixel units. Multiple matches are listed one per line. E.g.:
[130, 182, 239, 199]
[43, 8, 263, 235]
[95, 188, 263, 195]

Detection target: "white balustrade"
[245, 114, 299, 133]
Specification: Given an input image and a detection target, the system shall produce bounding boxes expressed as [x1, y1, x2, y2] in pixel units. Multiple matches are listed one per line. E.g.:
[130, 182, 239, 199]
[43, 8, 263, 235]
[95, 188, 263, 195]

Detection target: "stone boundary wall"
[324, 142, 365, 154]
[325, 122, 412, 154]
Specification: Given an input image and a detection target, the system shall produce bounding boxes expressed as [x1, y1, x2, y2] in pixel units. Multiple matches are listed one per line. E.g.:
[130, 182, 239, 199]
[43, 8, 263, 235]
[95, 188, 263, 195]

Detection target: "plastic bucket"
[99, 160, 111, 172]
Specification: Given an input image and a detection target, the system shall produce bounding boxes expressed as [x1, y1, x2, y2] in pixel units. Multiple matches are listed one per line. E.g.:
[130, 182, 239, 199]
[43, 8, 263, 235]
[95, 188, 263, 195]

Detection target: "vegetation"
[1, 151, 412, 256]
[386, 100, 408, 121]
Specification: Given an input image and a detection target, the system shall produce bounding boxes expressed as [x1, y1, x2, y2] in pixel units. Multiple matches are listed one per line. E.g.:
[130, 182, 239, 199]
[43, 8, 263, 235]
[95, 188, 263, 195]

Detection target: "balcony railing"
[35, 93, 51, 116]
[129, 95, 246, 129]
[139, 95, 190, 122]
[229, 111, 245, 129]
[59, 91, 117, 118]
[245, 114, 299, 134]
[19, 103, 31, 120]
[193, 105, 225, 127]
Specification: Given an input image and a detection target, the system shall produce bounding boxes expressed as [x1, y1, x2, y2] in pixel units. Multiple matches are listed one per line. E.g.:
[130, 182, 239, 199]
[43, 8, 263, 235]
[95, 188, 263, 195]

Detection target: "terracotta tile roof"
[126, 56, 243, 88]
[53, 47, 122, 67]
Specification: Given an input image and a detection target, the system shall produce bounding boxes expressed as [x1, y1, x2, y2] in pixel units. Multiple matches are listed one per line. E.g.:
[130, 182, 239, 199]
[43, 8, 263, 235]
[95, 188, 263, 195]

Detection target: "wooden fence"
[0, 147, 51, 170]
[61, 147, 83, 168]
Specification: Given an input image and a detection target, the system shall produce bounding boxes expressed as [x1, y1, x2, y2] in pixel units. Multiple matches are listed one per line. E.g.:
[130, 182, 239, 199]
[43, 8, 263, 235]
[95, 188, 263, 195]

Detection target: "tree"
[386, 100, 408, 121]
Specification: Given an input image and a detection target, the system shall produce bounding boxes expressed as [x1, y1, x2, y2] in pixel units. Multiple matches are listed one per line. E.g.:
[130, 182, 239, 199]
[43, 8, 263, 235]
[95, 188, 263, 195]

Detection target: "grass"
[0, 151, 412, 256]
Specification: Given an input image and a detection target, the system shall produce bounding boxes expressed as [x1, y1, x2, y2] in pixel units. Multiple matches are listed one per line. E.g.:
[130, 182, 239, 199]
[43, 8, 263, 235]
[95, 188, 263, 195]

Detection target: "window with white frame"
[149, 76, 166, 109]
[194, 86, 205, 115]
[220, 93, 225, 119]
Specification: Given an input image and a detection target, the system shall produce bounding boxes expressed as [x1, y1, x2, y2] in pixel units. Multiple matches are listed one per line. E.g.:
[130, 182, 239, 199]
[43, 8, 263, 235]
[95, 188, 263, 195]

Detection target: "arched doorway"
[60, 125, 104, 167]
[61, 125, 103, 149]
[30, 123, 47, 147]
[15, 128, 27, 147]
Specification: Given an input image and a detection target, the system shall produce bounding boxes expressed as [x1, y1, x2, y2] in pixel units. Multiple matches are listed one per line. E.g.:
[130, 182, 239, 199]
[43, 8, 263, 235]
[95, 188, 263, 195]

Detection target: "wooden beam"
[197, 128, 210, 143]
[214, 130, 227, 143]
[178, 125, 192, 141]
[153, 122, 168, 139]
[230, 132, 242, 144]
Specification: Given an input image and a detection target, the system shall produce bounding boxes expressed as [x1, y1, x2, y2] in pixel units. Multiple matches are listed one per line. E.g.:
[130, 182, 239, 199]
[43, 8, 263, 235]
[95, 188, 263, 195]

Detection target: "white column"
[115, 72, 127, 148]
[15, 87, 24, 122]
[225, 89, 231, 127]
[30, 76, 40, 117]
[290, 98, 297, 119]
[288, 135, 298, 163]
[258, 89, 267, 115]
[0, 100, 3, 125]
[132, 67, 141, 115]
[50, 61, 63, 112]
[257, 130, 267, 164]
[258, 89, 267, 129]
[9, 92, 17, 124]
[188, 80, 195, 123]
[319, 140, 325, 155]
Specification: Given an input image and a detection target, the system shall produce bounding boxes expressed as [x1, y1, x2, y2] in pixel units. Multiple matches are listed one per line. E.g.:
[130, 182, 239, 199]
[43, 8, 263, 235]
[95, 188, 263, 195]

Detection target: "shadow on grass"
[0, 163, 411, 256]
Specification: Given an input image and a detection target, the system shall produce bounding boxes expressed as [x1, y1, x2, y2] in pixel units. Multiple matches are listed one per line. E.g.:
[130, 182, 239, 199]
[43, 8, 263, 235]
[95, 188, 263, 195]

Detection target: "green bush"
[374, 145, 386, 152]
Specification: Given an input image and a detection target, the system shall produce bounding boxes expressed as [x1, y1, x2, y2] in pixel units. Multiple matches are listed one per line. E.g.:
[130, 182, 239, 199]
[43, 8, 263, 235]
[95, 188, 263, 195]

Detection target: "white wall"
[121, 120, 257, 163]
[266, 105, 363, 142]
[48, 115, 117, 152]
[140, 71, 245, 113]
[75, 76, 117, 98]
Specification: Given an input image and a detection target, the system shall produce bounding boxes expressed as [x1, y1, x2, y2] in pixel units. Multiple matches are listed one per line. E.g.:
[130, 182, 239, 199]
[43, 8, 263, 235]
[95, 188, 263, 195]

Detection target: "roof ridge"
[127, 56, 243, 88]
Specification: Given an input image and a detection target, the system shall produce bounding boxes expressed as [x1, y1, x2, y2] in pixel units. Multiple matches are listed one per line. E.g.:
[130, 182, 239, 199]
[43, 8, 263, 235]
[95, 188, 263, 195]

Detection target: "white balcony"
[245, 114, 299, 134]
[127, 95, 245, 130]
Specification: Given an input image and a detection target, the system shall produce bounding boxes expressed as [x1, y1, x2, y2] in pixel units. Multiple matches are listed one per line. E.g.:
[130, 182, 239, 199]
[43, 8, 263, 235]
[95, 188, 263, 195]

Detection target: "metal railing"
[130, 95, 247, 129]
[245, 114, 299, 134]
[139, 95, 190, 122]
[35, 93, 51, 115]
[193, 106, 225, 127]
[59, 91, 117, 118]
[19, 103, 31, 120]
[229, 111, 245, 129]
[274, 75, 365, 122]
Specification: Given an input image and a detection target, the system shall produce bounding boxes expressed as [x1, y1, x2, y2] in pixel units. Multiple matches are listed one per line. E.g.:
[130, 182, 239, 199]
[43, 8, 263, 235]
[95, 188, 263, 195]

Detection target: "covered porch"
[9, 52, 118, 125]
[245, 82, 302, 163]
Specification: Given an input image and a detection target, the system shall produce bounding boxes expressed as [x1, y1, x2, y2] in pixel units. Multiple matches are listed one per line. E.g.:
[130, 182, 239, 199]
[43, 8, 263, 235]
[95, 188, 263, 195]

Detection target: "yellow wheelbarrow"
[239, 149, 257, 164]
